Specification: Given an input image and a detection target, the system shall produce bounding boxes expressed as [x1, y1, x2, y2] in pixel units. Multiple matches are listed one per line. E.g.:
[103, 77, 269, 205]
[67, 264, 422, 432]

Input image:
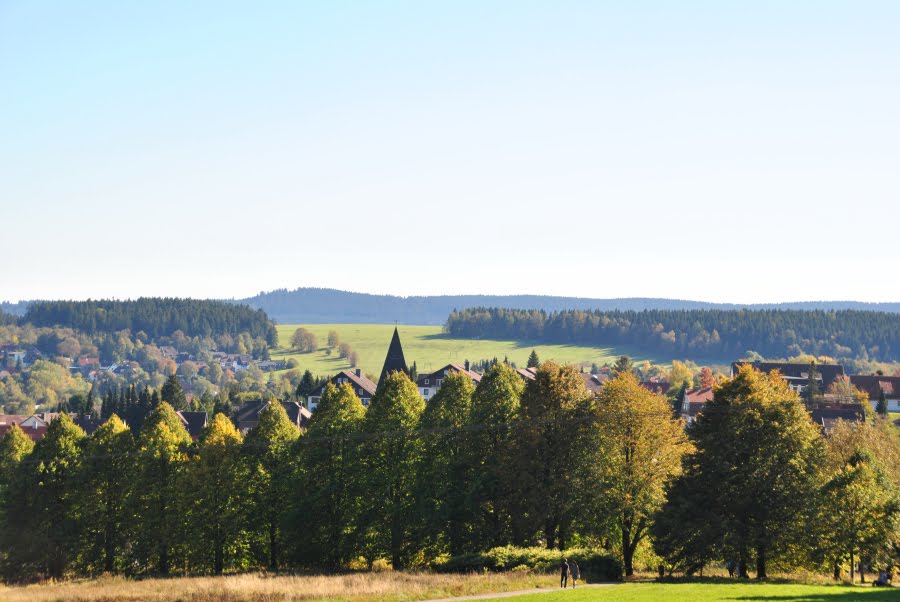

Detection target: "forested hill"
[24, 298, 277, 345]
[446, 307, 900, 363]
[234, 287, 900, 325]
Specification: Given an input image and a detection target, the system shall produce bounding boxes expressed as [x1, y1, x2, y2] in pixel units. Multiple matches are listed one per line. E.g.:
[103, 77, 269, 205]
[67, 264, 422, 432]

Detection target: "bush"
[432, 546, 622, 582]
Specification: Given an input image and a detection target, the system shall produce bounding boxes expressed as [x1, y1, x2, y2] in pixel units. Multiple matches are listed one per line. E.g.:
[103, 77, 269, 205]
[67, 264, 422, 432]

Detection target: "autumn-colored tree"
[131, 402, 192, 575]
[699, 367, 714, 389]
[191, 414, 248, 574]
[594, 372, 691, 576]
[291, 328, 317, 353]
[327, 330, 340, 348]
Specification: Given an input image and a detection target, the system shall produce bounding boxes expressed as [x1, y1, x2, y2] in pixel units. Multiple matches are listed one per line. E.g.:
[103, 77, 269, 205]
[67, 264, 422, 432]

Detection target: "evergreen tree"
[613, 355, 634, 377]
[191, 414, 248, 574]
[75, 415, 134, 574]
[527, 350, 540, 369]
[160, 374, 187, 411]
[293, 383, 365, 568]
[876, 389, 888, 417]
[358, 372, 424, 568]
[244, 401, 300, 570]
[806, 361, 821, 402]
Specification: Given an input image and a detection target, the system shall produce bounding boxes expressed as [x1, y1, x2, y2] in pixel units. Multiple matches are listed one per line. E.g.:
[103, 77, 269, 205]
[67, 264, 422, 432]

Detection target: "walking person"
[567, 558, 580, 588]
[560, 558, 570, 588]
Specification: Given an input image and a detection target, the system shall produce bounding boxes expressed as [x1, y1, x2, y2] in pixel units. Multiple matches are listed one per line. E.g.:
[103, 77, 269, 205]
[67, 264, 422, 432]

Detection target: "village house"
[235, 400, 310, 433]
[731, 361, 845, 395]
[679, 387, 715, 423]
[849, 374, 900, 413]
[417, 364, 482, 401]
[176, 410, 208, 439]
[307, 368, 377, 410]
[580, 371, 609, 394]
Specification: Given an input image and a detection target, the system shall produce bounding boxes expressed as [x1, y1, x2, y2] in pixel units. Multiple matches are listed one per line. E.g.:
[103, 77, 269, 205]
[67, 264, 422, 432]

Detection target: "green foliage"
[245, 401, 300, 570]
[74, 415, 134, 575]
[446, 307, 900, 362]
[292, 383, 365, 568]
[433, 546, 623, 581]
[160, 374, 187, 411]
[25, 298, 277, 345]
[359, 372, 424, 568]
[527, 350, 540, 368]
[654, 366, 825, 579]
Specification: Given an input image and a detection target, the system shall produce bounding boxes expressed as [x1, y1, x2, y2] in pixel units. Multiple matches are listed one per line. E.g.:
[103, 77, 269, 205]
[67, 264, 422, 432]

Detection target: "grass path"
[427, 583, 616, 601]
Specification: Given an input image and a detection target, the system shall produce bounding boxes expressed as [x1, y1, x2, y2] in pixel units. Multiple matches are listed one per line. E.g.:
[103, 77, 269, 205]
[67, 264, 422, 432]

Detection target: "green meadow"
[271, 323, 648, 379]
[481, 581, 900, 601]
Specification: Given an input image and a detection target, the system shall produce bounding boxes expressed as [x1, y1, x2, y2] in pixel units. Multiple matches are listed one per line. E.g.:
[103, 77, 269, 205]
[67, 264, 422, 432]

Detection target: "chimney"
[355, 368, 362, 377]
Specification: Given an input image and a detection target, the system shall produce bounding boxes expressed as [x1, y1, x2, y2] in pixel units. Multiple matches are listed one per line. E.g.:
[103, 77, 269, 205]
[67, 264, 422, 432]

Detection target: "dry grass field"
[0, 570, 553, 602]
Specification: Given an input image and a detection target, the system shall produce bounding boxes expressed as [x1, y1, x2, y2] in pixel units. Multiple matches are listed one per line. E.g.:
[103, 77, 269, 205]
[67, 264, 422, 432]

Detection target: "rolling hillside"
[238, 288, 900, 325]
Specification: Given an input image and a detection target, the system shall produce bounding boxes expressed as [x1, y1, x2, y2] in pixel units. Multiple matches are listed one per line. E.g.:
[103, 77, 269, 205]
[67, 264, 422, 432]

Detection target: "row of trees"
[445, 307, 900, 362]
[1, 364, 898, 582]
[23, 298, 278, 346]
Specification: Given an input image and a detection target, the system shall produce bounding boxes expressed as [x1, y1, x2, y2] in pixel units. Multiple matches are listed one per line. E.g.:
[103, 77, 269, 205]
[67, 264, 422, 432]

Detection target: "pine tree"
[160, 374, 187, 411]
[876, 389, 888, 417]
[527, 350, 540, 368]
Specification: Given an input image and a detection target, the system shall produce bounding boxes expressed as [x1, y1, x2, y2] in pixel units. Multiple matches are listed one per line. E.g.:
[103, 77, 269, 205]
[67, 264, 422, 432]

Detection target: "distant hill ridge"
[230, 288, 900, 325]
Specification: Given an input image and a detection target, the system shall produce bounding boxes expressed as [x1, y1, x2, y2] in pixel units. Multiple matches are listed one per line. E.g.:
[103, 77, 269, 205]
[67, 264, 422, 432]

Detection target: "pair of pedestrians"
[560, 558, 580, 588]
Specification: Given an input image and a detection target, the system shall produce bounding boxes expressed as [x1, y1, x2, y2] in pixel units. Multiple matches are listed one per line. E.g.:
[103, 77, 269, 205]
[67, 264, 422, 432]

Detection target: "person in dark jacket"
[560, 558, 570, 588]
[567, 559, 580, 588]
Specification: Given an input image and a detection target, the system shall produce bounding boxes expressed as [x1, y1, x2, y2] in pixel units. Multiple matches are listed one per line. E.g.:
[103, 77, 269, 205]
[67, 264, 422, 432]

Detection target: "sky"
[2, 1, 898, 303]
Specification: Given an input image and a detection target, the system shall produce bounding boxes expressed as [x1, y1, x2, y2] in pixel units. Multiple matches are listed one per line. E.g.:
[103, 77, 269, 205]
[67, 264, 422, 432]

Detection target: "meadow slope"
[272, 324, 651, 379]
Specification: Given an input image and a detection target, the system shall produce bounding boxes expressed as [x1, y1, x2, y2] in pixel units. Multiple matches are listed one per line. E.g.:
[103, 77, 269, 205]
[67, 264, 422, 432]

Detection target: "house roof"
[640, 380, 671, 395]
[0, 415, 27, 426]
[849, 375, 900, 399]
[580, 372, 609, 394]
[516, 367, 537, 381]
[310, 369, 377, 398]
[176, 411, 208, 439]
[683, 387, 715, 417]
[810, 405, 866, 431]
[378, 327, 409, 385]
[417, 364, 482, 387]
[237, 400, 310, 430]
[732, 361, 845, 390]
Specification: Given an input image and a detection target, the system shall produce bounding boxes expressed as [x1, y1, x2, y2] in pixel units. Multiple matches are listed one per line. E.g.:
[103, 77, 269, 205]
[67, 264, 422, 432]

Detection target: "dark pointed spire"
[379, 327, 409, 386]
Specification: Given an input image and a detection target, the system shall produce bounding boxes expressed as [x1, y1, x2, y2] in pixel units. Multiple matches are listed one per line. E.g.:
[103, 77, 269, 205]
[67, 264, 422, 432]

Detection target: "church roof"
[379, 327, 409, 386]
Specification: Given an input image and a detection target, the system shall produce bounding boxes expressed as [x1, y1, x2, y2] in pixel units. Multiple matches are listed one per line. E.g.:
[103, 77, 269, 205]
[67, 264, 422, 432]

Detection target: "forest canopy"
[24, 298, 277, 345]
[445, 308, 900, 362]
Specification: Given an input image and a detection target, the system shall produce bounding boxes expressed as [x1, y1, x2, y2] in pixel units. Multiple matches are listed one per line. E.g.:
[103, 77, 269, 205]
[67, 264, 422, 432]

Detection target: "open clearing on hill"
[272, 323, 650, 378]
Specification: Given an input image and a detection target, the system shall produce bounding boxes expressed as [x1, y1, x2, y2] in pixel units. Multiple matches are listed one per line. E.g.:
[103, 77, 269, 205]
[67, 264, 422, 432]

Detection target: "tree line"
[23, 298, 278, 346]
[1, 364, 898, 583]
[445, 307, 900, 362]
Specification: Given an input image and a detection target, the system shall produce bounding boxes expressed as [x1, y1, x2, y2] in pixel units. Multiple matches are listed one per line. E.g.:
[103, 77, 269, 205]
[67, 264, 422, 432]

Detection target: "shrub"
[432, 546, 622, 582]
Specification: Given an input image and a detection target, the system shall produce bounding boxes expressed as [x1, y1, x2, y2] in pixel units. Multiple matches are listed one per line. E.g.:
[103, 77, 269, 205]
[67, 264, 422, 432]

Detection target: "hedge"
[432, 546, 623, 582]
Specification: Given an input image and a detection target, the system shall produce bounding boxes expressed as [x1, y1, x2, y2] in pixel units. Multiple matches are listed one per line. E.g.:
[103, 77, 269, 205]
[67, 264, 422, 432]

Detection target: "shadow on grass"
[728, 593, 899, 602]
[655, 578, 900, 601]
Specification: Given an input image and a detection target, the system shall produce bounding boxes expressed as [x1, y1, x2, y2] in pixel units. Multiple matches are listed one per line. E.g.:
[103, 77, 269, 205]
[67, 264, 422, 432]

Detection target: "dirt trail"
[424, 582, 618, 602]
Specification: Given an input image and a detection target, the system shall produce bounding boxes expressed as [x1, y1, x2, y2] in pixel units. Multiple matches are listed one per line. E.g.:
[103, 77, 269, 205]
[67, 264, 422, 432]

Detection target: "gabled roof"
[416, 364, 482, 387]
[849, 375, 900, 399]
[378, 327, 409, 385]
[516, 367, 537, 381]
[237, 400, 310, 430]
[310, 369, 377, 398]
[177, 411, 208, 439]
[810, 405, 865, 431]
[640, 380, 671, 395]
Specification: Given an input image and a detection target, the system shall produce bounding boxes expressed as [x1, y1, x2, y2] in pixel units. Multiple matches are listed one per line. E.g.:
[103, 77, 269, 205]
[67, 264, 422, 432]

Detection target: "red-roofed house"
[849, 375, 900, 412]
[679, 387, 715, 423]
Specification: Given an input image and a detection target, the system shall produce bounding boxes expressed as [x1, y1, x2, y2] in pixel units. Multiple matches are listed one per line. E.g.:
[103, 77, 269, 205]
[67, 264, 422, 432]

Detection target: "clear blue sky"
[2, 1, 898, 303]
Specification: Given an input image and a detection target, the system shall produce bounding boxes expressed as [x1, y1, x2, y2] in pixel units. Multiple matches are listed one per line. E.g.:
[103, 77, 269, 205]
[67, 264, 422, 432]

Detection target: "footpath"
[424, 583, 619, 602]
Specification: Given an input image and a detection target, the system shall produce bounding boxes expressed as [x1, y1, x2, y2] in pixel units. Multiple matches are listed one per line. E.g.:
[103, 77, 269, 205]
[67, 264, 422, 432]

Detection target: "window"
[423, 388, 430, 396]
[424, 378, 429, 385]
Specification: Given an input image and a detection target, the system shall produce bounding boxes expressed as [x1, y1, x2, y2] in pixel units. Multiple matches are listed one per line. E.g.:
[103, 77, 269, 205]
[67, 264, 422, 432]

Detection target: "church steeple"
[379, 327, 409, 385]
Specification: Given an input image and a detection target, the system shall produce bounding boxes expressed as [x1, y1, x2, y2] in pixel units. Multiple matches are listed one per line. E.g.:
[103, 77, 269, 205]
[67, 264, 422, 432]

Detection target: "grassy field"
[0, 571, 551, 602]
[481, 580, 900, 601]
[272, 324, 649, 379]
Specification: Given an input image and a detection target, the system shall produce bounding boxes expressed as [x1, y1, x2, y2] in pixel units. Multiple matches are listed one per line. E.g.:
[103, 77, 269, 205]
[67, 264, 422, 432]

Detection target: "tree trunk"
[850, 550, 855, 582]
[756, 547, 767, 580]
[215, 541, 224, 575]
[269, 523, 278, 570]
[622, 527, 634, 577]
[833, 562, 841, 580]
[738, 548, 750, 579]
